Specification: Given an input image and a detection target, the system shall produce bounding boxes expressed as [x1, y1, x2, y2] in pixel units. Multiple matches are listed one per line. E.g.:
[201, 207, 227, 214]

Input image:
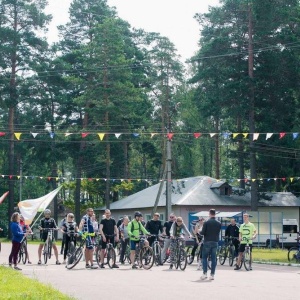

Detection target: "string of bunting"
[0, 131, 299, 141]
[1, 174, 299, 183]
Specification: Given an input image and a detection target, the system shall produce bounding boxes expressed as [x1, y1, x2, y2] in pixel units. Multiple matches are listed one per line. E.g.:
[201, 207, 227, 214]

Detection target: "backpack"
[131, 220, 141, 233]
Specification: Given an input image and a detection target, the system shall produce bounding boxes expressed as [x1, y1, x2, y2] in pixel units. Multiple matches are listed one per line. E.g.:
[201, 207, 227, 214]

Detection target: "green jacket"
[128, 219, 149, 241]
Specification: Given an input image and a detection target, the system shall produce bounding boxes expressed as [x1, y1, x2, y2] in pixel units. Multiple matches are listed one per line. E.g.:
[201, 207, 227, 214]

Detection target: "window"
[283, 225, 298, 234]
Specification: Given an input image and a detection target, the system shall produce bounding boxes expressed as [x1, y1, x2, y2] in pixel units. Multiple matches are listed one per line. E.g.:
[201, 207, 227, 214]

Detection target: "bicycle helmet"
[134, 211, 142, 218]
[44, 209, 51, 215]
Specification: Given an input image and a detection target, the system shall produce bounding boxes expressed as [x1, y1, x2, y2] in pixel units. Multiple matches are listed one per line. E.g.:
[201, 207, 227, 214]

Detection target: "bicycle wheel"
[139, 246, 154, 270]
[154, 243, 162, 266]
[48, 240, 52, 259]
[186, 246, 193, 264]
[179, 248, 187, 271]
[288, 247, 300, 263]
[66, 246, 83, 270]
[218, 246, 227, 265]
[107, 247, 116, 269]
[243, 251, 251, 271]
[22, 243, 28, 264]
[228, 246, 235, 267]
[95, 246, 102, 267]
[43, 243, 48, 264]
[18, 245, 23, 263]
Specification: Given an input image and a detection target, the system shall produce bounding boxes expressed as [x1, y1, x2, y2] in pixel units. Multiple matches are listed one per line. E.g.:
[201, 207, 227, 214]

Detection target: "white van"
[258, 219, 299, 248]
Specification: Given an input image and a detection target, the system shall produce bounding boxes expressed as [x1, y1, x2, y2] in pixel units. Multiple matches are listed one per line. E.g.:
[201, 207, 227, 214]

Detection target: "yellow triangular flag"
[14, 133, 22, 140]
[290, 177, 294, 182]
[252, 179, 256, 182]
[17, 176, 20, 179]
[98, 133, 105, 141]
[242, 133, 248, 138]
[233, 133, 239, 139]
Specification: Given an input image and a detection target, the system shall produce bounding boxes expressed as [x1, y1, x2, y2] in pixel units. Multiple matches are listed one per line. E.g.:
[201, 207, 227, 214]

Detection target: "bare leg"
[100, 249, 105, 264]
[38, 244, 43, 261]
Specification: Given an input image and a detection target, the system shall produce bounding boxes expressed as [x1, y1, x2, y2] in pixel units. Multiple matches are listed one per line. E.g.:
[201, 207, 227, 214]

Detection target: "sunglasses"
[177, 221, 182, 223]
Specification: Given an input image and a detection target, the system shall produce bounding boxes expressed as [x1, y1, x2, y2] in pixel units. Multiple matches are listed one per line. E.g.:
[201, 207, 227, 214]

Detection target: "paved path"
[1, 243, 299, 300]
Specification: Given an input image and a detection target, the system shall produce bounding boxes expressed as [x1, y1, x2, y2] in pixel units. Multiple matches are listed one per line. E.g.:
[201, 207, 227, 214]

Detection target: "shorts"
[238, 243, 253, 253]
[85, 236, 94, 250]
[101, 236, 115, 249]
[130, 240, 139, 250]
[41, 234, 55, 244]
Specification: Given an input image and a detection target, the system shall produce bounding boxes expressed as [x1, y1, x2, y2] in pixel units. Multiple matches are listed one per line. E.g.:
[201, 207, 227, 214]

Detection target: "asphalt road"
[1, 243, 299, 300]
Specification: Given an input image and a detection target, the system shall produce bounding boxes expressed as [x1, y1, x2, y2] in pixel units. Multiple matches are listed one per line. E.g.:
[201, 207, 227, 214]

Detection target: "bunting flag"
[266, 133, 273, 140]
[290, 178, 294, 182]
[242, 133, 248, 139]
[193, 133, 201, 139]
[81, 133, 89, 138]
[293, 133, 299, 140]
[151, 133, 157, 138]
[14, 133, 22, 140]
[98, 133, 105, 141]
[210, 133, 217, 137]
[0, 132, 6, 137]
[279, 132, 286, 139]
[50, 132, 55, 139]
[18, 187, 61, 225]
[132, 133, 139, 137]
[233, 133, 239, 139]
[115, 133, 121, 139]
[253, 133, 259, 141]
[0, 191, 9, 205]
[31, 133, 39, 138]
[223, 133, 230, 139]
[167, 133, 174, 140]
[65, 133, 72, 137]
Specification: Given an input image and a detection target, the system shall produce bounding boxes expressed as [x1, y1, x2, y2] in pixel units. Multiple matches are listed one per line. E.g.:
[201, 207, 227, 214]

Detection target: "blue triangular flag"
[293, 133, 299, 140]
[50, 132, 55, 139]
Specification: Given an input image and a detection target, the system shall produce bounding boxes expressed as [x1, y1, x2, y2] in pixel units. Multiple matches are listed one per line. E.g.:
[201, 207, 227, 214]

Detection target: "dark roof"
[95, 176, 300, 210]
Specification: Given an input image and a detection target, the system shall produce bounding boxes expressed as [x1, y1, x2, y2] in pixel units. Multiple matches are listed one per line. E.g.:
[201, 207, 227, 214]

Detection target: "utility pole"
[166, 134, 172, 217]
[19, 159, 23, 202]
[248, 2, 258, 210]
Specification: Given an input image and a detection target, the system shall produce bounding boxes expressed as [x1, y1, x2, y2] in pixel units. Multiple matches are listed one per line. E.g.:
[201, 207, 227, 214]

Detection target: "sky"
[46, 0, 220, 62]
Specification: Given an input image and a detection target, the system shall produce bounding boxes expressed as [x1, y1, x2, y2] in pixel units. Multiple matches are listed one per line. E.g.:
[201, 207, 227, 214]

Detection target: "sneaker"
[14, 266, 22, 271]
[209, 275, 214, 280]
[112, 264, 119, 268]
[249, 266, 252, 271]
[132, 264, 138, 269]
[27, 261, 32, 264]
[90, 265, 98, 269]
[100, 263, 105, 269]
[85, 264, 91, 269]
[201, 274, 207, 280]
[56, 261, 61, 265]
[234, 264, 239, 270]
[169, 264, 173, 270]
[37, 260, 41, 265]
[120, 261, 125, 265]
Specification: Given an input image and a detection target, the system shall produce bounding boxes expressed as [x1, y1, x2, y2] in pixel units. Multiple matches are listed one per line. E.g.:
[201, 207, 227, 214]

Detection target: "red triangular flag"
[81, 133, 89, 138]
[0, 132, 6, 136]
[167, 133, 174, 140]
[279, 132, 286, 139]
[193, 133, 201, 139]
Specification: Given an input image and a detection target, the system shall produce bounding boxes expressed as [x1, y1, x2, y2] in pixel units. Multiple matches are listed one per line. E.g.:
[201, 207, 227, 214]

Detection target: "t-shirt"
[239, 222, 256, 244]
[127, 219, 149, 241]
[163, 221, 173, 237]
[62, 221, 77, 234]
[100, 218, 116, 236]
[146, 220, 163, 235]
[40, 217, 57, 230]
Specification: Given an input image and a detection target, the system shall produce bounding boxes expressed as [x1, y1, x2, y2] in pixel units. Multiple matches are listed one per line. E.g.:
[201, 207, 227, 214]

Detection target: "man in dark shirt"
[161, 214, 176, 262]
[146, 212, 163, 246]
[225, 218, 240, 257]
[200, 209, 221, 281]
[99, 209, 119, 268]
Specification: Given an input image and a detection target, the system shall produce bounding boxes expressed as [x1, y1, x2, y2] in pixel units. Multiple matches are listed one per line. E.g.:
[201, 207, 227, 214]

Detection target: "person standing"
[19, 214, 32, 264]
[200, 209, 221, 280]
[79, 208, 98, 269]
[190, 217, 205, 264]
[99, 209, 119, 268]
[161, 214, 176, 263]
[225, 218, 240, 258]
[9, 212, 26, 270]
[118, 216, 130, 264]
[146, 213, 163, 246]
[234, 213, 257, 271]
[60, 214, 67, 255]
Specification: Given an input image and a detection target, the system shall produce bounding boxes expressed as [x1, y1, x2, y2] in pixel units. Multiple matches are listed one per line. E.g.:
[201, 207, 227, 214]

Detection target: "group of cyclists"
[7, 207, 257, 275]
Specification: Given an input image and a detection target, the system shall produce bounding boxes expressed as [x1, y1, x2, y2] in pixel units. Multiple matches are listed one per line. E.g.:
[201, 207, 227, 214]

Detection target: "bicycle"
[186, 237, 203, 265]
[66, 231, 95, 270]
[149, 234, 162, 266]
[40, 228, 57, 264]
[133, 235, 154, 270]
[173, 237, 187, 271]
[236, 238, 252, 271]
[161, 236, 171, 264]
[18, 234, 32, 264]
[287, 238, 300, 264]
[95, 234, 116, 269]
[64, 230, 77, 264]
[219, 236, 238, 266]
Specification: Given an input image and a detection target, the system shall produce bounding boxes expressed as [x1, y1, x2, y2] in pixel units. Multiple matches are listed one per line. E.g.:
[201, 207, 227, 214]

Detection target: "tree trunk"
[237, 117, 245, 189]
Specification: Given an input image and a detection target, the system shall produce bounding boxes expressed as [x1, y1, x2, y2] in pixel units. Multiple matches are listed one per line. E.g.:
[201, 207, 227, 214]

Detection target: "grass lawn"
[252, 248, 291, 263]
[0, 237, 62, 246]
[0, 266, 74, 299]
